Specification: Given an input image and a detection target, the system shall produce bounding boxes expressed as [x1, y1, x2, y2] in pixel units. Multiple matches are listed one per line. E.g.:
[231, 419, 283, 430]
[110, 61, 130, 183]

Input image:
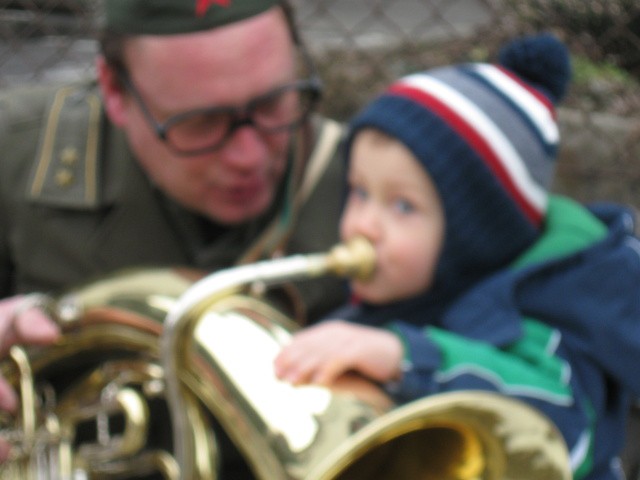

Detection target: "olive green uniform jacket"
[0, 79, 347, 322]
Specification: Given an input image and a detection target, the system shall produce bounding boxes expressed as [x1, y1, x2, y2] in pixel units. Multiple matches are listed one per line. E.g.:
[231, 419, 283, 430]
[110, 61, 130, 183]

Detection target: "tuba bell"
[0, 238, 572, 479]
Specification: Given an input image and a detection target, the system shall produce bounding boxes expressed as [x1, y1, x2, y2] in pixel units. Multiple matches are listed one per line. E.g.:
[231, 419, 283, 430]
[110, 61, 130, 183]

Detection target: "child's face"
[340, 129, 445, 305]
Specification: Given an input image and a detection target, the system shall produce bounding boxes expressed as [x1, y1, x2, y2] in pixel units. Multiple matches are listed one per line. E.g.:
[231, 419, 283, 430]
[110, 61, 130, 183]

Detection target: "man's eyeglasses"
[119, 72, 322, 156]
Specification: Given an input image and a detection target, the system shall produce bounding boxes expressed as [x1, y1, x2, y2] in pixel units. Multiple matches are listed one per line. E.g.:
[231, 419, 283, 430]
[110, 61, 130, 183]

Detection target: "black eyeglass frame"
[118, 48, 323, 157]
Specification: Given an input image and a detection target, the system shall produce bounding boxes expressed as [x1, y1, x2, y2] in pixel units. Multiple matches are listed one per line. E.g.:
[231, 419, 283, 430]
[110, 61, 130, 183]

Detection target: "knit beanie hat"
[104, 0, 281, 36]
[347, 33, 572, 296]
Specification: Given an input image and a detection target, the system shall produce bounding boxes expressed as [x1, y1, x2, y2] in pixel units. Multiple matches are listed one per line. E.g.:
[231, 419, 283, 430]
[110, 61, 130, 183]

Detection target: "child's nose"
[351, 204, 383, 242]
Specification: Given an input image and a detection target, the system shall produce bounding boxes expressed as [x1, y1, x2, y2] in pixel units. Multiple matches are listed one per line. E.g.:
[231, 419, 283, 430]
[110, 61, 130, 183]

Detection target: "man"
[0, 0, 347, 466]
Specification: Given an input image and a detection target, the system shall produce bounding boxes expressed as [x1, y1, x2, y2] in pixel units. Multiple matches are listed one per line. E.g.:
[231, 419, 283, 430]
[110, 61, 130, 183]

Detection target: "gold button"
[60, 147, 79, 166]
[55, 168, 75, 188]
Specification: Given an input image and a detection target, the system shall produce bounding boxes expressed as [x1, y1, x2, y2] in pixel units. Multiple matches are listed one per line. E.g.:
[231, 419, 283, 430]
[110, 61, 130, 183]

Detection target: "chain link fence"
[0, 0, 639, 210]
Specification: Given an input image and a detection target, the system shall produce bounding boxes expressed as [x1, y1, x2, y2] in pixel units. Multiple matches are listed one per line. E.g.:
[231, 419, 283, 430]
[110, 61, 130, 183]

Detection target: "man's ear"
[96, 55, 128, 127]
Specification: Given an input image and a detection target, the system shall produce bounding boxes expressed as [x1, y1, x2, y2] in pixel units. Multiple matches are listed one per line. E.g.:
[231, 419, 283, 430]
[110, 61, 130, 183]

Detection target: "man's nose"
[219, 121, 269, 171]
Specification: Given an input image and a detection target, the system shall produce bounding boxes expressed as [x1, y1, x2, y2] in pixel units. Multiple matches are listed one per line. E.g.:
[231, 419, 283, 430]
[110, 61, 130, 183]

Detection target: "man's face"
[99, 8, 297, 224]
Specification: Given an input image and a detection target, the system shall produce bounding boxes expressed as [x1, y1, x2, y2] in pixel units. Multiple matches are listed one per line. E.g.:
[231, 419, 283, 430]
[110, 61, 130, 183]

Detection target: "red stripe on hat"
[388, 83, 543, 226]
[495, 66, 557, 120]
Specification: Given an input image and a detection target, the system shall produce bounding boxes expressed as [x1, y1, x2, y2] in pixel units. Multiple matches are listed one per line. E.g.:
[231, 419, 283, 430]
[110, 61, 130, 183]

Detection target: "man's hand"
[0, 294, 60, 462]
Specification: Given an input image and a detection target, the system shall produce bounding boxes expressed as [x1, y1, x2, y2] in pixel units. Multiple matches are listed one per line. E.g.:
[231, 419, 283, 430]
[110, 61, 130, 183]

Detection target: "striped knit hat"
[347, 33, 572, 291]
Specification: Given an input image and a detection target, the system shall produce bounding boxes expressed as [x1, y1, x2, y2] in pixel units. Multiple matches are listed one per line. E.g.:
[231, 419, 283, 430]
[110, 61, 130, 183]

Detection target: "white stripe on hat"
[471, 64, 559, 145]
[400, 73, 547, 215]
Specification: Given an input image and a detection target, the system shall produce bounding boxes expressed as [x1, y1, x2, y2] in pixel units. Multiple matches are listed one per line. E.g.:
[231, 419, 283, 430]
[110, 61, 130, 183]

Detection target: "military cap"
[105, 0, 281, 35]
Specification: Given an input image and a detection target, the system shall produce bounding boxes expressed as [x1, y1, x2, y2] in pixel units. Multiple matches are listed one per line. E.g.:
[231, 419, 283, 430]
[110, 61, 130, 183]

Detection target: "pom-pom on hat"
[104, 0, 281, 36]
[347, 33, 572, 290]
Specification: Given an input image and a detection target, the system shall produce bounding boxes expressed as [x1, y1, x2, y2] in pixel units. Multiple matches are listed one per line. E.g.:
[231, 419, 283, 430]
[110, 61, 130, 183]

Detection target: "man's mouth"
[222, 179, 267, 203]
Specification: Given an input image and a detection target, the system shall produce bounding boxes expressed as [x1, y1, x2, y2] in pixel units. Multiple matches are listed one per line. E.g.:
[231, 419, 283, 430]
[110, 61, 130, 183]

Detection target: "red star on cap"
[195, 0, 231, 17]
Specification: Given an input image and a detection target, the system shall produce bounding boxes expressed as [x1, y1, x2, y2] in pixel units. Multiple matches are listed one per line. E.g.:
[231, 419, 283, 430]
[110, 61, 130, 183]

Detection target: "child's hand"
[273, 320, 404, 387]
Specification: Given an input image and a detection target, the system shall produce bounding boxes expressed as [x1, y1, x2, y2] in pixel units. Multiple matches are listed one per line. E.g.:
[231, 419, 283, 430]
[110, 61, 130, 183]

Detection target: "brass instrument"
[0, 238, 572, 479]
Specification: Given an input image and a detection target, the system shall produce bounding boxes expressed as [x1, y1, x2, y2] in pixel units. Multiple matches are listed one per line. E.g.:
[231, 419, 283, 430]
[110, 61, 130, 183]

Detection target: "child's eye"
[393, 198, 415, 214]
[349, 184, 368, 201]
